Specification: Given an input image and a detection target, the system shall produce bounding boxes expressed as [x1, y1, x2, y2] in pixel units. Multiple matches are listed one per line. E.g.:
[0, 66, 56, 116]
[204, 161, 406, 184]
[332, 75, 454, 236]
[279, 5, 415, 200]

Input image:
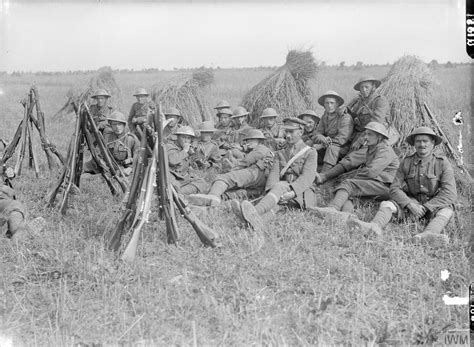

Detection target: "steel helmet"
[107, 111, 127, 124]
[91, 89, 111, 98]
[231, 106, 249, 119]
[242, 128, 266, 141]
[297, 109, 321, 121]
[282, 117, 307, 130]
[216, 108, 233, 117]
[164, 107, 182, 118]
[406, 126, 443, 146]
[353, 76, 382, 91]
[174, 126, 195, 137]
[259, 108, 278, 119]
[364, 121, 389, 139]
[199, 121, 217, 133]
[133, 88, 149, 96]
[214, 100, 231, 110]
[318, 90, 345, 106]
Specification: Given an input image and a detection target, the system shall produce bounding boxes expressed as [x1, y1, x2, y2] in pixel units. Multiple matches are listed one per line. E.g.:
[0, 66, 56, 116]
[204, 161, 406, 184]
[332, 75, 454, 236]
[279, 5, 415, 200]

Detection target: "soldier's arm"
[167, 144, 189, 167]
[389, 162, 412, 208]
[354, 146, 395, 179]
[423, 159, 458, 212]
[208, 143, 222, 163]
[236, 148, 264, 169]
[265, 154, 281, 191]
[332, 114, 354, 146]
[289, 149, 318, 197]
[368, 96, 389, 124]
[338, 147, 367, 172]
[314, 117, 327, 142]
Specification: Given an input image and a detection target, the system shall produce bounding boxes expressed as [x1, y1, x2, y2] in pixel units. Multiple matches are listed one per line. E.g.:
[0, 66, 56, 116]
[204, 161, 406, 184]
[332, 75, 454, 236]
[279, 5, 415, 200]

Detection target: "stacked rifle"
[108, 104, 217, 262]
[2, 86, 64, 177]
[45, 93, 128, 215]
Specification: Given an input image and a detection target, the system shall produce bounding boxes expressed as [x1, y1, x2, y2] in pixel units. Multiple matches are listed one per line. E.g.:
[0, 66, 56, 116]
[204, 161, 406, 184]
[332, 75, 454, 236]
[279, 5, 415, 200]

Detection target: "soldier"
[127, 88, 156, 137]
[191, 121, 221, 169]
[313, 91, 354, 172]
[340, 76, 389, 162]
[167, 126, 210, 195]
[89, 89, 113, 133]
[312, 122, 399, 220]
[188, 129, 273, 206]
[0, 165, 26, 240]
[84, 111, 139, 176]
[214, 100, 231, 114]
[232, 118, 318, 230]
[163, 107, 182, 143]
[297, 110, 321, 147]
[230, 106, 252, 145]
[213, 107, 234, 149]
[346, 127, 457, 247]
[258, 108, 285, 151]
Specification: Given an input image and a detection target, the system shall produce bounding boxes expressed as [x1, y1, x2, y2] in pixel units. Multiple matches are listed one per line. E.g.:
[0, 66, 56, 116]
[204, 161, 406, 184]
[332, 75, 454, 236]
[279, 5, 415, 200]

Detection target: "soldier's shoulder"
[126, 132, 139, 141]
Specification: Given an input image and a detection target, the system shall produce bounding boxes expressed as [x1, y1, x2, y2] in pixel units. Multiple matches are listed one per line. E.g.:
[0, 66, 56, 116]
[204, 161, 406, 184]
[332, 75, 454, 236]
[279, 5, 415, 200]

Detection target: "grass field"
[0, 64, 472, 345]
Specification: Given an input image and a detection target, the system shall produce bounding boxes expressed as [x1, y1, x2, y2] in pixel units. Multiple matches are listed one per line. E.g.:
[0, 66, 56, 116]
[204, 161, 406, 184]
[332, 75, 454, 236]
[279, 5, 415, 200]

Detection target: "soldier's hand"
[407, 202, 426, 219]
[280, 190, 296, 202]
[123, 167, 132, 176]
[351, 139, 363, 151]
[315, 173, 325, 185]
[182, 143, 191, 153]
[5, 167, 15, 179]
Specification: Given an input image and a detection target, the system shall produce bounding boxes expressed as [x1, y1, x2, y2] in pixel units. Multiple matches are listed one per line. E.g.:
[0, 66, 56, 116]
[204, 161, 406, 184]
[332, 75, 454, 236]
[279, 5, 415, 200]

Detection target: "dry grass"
[0, 65, 471, 345]
[151, 68, 214, 128]
[241, 50, 318, 124]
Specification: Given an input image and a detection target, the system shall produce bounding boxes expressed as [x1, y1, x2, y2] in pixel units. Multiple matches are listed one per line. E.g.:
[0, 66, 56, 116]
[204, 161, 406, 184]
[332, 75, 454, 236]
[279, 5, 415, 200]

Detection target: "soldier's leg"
[180, 178, 211, 196]
[413, 207, 453, 247]
[346, 200, 397, 237]
[321, 144, 341, 173]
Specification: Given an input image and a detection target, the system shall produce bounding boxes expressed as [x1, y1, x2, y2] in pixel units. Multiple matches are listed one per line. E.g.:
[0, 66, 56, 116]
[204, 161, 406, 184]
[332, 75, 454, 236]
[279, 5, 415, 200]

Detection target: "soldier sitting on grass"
[298, 109, 321, 147]
[213, 107, 234, 150]
[313, 91, 354, 173]
[190, 121, 221, 170]
[231, 118, 318, 230]
[127, 88, 156, 137]
[188, 129, 273, 206]
[258, 108, 285, 151]
[311, 122, 399, 222]
[346, 127, 457, 247]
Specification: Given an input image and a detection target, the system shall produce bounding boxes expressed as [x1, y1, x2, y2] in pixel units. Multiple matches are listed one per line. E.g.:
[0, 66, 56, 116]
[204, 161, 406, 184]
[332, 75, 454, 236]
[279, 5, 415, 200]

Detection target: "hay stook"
[241, 49, 318, 125]
[54, 66, 123, 118]
[151, 67, 214, 128]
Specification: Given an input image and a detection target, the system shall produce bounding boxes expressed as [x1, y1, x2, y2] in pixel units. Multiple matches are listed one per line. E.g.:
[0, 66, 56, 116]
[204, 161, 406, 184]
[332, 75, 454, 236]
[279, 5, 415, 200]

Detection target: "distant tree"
[338, 61, 346, 70]
[445, 61, 455, 68]
[429, 59, 439, 69]
[354, 61, 363, 70]
[320, 61, 327, 68]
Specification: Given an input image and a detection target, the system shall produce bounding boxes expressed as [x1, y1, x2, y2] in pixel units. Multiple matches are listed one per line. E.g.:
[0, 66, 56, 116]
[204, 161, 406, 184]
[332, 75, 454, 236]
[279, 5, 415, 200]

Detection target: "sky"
[0, 0, 470, 72]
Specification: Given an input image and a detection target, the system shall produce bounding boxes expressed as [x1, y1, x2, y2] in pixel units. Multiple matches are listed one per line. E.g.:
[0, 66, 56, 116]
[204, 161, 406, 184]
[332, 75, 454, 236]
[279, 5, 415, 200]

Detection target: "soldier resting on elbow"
[346, 127, 457, 247]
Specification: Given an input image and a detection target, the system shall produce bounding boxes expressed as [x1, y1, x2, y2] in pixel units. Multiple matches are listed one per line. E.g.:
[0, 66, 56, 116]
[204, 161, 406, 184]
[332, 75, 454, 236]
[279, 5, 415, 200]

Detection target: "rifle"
[155, 103, 178, 244]
[107, 121, 150, 251]
[14, 96, 29, 176]
[423, 103, 472, 180]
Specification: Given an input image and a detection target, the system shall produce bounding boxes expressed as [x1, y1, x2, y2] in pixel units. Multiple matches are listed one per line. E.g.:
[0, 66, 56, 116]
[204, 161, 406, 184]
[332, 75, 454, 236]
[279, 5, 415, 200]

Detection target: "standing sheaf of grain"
[151, 68, 214, 128]
[241, 49, 318, 125]
[54, 66, 123, 118]
[378, 55, 435, 151]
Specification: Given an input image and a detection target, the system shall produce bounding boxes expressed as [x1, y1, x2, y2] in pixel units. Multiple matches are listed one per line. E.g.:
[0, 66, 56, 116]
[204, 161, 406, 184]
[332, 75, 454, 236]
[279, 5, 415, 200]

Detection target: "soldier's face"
[218, 114, 231, 127]
[324, 97, 338, 113]
[232, 116, 246, 127]
[263, 117, 276, 127]
[95, 96, 107, 107]
[110, 121, 125, 135]
[136, 95, 147, 103]
[364, 129, 381, 146]
[178, 135, 192, 148]
[301, 116, 315, 132]
[285, 128, 302, 145]
[243, 139, 259, 152]
[414, 135, 435, 157]
[359, 82, 375, 98]
[200, 132, 212, 142]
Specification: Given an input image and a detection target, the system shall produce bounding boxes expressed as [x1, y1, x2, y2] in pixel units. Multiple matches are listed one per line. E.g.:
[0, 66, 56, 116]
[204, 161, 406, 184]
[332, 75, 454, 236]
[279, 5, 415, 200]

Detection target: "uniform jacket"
[103, 130, 139, 167]
[301, 127, 319, 147]
[127, 101, 156, 134]
[89, 104, 113, 131]
[167, 142, 192, 175]
[339, 140, 399, 183]
[266, 140, 318, 198]
[234, 144, 274, 172]
[315, 111, 354, 147]
[259, 123, 285, 150]
[192, 140, 221, 164]
[230, 123, 252, 145]
[347, 93, 389, 141]
[213, 124, 234, 147]
[389, 152, 457, 212]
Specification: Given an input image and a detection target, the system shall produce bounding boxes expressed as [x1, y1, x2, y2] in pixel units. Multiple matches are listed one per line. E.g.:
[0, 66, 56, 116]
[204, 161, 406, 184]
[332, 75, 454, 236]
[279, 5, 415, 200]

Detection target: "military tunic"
[335, 140, 399, 199]
[213, 123, 234, 148]
[190, 140, 221, 169]
[301, 127, 319, 147]
[127, 101, 156, 136]
[314, 111, 354, 166]
[265, 140, 319, 208]
[89, 104, 113, 132]
[215, 144, 274, 190]
[389, 152, 457, 216]
[259, 123, 285, 151]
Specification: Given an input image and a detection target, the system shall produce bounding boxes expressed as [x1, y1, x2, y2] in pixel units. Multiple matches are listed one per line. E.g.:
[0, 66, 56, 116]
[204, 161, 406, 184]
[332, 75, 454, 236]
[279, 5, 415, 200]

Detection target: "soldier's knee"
[436, 207, 454, 219]
[380, 200, 397, 214]
[336, 182, 353, 196]
[270, 181, 291, 195]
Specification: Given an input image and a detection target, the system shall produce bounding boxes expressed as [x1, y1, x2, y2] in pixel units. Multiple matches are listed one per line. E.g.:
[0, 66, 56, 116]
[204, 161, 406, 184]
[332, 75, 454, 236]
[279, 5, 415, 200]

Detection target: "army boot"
[346, 207, 392, 237]
[241, 201, 265, 231]
[308, 190, 353, 223]
[412, 215, 450, 247]
[188, 181, 228, 206]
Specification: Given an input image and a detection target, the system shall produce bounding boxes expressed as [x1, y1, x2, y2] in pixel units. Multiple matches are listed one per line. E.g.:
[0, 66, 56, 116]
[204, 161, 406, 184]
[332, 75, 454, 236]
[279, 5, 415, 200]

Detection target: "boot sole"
[241, 201, 264, 231]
